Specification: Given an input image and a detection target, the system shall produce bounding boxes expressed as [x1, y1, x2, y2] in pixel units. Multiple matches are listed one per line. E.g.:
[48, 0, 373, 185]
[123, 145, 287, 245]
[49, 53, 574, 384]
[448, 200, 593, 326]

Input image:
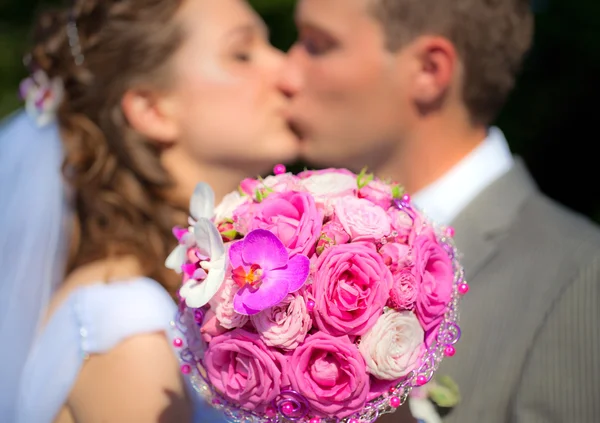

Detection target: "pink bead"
[416, 375, 428, 386]
[273, 164, 286, 175]
[265, 407, 277, 418]
[173, 338, 183, 348]
[444, 346, 456, 357]
[349, 419, 359, 423]
[306, 299, 315, 312]
[180, 364, 191, 374]
[389, 396, 401, 408]
[309, 418, 321, 423]
[458, 283, 470, 295]
[388, 386, 396, 394]
[281, 402, 294, 416]
[446, 226, 455, 237]
[402, 194, 411, 203]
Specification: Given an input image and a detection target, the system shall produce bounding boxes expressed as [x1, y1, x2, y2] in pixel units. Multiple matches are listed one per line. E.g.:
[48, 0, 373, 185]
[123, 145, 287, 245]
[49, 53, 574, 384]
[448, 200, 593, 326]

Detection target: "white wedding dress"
[14, 277, 224, 423]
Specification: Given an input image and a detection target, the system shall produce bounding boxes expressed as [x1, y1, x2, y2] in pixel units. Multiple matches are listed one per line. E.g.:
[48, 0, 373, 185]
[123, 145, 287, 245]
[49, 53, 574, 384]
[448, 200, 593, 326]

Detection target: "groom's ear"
[121, 86, 180, 145]
[402, 35, 458, 108]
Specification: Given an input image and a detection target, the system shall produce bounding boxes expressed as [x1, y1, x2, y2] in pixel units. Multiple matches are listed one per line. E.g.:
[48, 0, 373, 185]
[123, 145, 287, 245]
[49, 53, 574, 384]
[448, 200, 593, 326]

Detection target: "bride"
[0, 0, 298, 422]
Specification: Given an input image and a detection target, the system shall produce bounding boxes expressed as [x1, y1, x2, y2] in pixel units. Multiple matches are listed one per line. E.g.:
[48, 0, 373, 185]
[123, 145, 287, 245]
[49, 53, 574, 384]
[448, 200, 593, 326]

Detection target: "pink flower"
[358, 180, 394, 210]
[297, 168, 356, 178]
[389, 206, 424, 245]
[288, 332, 369, 417]
[298, 170, 358, 216]
[312, 243, 393, 336]
[413, 230, 454, 331]
[204, 329, 285, 411]
[316, 221, 350, 255]
[244, 191, 323, 256]
[333, 197, 391, 242]
[380, 243, 418, 310]
[209, 278, 249, 329]
[230, 229, 310, 315]
[250, 292, 312, 350]
[200, 309, 228, 343]
[358, 310, 425, 380]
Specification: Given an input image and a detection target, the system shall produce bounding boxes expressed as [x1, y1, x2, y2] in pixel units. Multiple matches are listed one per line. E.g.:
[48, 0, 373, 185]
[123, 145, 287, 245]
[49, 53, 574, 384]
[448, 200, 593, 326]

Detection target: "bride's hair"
[29, 0, 186, 294]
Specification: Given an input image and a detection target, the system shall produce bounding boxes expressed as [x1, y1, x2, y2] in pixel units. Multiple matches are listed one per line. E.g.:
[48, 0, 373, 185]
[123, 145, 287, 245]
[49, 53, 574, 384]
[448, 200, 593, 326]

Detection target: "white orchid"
[165, 182, 227, 308]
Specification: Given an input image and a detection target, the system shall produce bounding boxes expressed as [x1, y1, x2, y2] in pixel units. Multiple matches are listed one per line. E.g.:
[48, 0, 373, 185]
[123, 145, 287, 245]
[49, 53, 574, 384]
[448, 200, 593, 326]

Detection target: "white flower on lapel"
[165, 182, 227, 307]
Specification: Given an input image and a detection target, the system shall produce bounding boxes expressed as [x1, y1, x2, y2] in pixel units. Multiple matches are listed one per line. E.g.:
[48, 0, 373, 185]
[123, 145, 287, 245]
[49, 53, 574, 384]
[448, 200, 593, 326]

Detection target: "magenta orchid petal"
[274, 254, 310, 292]
[228, 240, 245, 270]
[232, 295, 262, 316]
[236, 273, 290, 312]
[241, 229, 287, 270]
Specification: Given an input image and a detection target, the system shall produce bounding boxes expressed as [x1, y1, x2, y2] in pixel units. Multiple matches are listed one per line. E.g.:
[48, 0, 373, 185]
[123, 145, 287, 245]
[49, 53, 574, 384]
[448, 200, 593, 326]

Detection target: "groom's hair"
[371, 0, 533, 125]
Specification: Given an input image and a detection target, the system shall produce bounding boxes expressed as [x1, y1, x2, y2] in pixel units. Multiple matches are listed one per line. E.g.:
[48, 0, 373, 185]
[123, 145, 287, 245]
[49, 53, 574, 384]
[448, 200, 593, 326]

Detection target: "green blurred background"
[1, 0, 599, 220]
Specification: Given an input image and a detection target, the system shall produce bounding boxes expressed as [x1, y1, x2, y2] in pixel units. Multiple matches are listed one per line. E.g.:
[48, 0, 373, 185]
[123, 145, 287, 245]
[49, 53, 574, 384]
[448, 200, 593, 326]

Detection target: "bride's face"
[164, 0, 299, 172]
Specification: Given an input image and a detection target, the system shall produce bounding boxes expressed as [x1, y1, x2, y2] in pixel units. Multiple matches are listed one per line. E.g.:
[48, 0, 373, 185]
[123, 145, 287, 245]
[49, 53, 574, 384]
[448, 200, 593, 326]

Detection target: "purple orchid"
[229, 229, 310, 315]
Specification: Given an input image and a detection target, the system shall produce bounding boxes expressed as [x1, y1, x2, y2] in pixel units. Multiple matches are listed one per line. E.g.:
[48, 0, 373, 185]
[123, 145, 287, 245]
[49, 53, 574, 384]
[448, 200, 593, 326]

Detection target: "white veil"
[0, 111, 71, 419]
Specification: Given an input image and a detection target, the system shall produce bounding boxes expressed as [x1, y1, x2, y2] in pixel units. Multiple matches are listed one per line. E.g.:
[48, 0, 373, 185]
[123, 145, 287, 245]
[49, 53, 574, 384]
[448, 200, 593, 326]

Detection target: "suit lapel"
[449, 159, 537, 281]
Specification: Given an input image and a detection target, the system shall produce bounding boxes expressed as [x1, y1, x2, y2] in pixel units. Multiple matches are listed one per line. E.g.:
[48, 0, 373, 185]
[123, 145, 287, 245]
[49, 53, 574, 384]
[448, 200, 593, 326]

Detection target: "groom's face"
[281, 0, 411, 171]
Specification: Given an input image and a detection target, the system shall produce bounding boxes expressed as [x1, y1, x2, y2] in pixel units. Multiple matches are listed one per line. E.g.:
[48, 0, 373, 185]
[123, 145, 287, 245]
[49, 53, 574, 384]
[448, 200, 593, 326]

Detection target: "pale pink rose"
[204, 329, 285, 411]
[413, 229, 454, 331]
[244, 191, 323, 256]
[209, 278, 249, 330]
[232, 201, 258, 235]
[380, 243, 418, 310]
[299, 170, 357, 216]
[261, 173, 304, 192]
[297, 168, 356, 178]
[388, 206, 423, 245]
[358, 180, 394, 210]
[313, 243, 393, 336]
[333, 196, 391, 242]
[316, 220, 350, 255]
[200, 309, 228, 343]
[250, 292, 312, 350]
[358, 310, 425, 380]
[288, 332, 369, 417]
[214, 191, 249, 223]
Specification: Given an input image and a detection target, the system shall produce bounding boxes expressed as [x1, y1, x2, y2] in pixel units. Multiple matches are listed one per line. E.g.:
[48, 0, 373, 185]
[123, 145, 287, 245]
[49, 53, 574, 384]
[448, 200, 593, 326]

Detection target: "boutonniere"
[409, 375, 461, 423]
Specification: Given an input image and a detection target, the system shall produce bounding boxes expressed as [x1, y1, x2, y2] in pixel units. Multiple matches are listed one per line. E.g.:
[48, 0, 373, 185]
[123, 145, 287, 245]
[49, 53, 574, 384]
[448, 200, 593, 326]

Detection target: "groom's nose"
[277, 47, 303, 99]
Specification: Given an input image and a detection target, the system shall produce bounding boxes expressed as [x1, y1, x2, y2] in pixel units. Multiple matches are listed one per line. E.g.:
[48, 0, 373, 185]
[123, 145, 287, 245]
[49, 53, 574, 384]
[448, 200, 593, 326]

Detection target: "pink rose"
[380, 243, 418, 310]
[204, 329, 285, 411]
[298, 169, 358, 216]
[358, 180, 394, 210]
[288, 332, 369, 417]
[244, 191, 323, 256]
[313, 243, 393, 336]
[333, 197, 391, 242]
[316, 221, 350, 255]
[297, 168, 356, 178]
[239, 178, 260, 196]
[358, 310, 425, 380]
[388, 206, 423, 245]
[413, 230, 454, 331]
[200, 309, 228, 343]
[250, 292, 312, 351]
[209, 278, 249, 330]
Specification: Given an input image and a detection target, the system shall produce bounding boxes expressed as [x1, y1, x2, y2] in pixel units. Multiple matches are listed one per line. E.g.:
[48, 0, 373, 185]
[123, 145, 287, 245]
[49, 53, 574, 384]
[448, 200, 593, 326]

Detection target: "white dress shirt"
[412, 127, 514, 225]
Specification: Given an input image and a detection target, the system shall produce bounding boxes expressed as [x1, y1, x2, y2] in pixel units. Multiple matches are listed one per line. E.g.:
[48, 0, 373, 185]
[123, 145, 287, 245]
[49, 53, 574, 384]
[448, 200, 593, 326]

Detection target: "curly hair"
[29, 0, 187, 295]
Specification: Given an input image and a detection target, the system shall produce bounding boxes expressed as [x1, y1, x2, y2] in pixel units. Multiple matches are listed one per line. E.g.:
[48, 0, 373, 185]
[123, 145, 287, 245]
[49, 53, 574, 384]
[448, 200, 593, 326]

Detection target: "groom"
[280, 0, 600, 422]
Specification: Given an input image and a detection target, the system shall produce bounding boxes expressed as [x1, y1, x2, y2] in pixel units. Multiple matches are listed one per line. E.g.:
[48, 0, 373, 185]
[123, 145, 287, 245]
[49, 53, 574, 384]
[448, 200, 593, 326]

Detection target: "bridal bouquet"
[166, 166, 466, 423]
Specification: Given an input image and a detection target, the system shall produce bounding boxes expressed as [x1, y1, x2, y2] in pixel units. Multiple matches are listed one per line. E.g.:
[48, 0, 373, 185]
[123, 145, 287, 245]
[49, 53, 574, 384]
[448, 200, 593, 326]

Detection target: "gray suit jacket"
[437, 159, 600, 423]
